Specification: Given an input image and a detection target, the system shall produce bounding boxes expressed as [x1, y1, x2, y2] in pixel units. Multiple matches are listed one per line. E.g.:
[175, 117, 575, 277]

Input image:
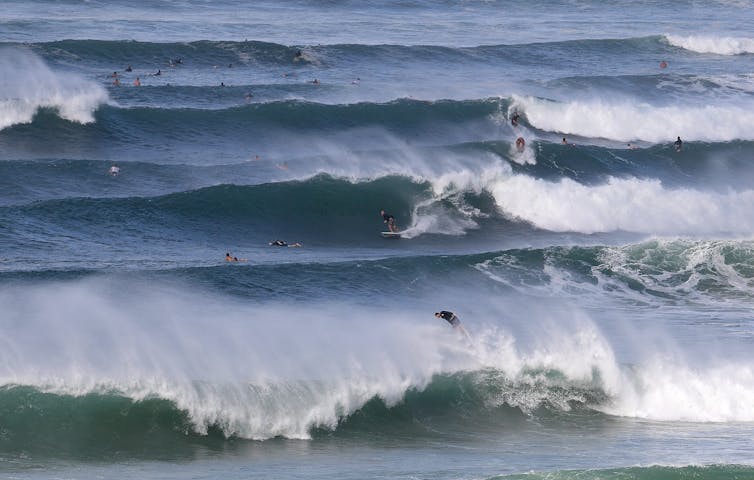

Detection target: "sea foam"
[490, 174, 754, 235]
[0, 48, 108, 130]
[511, 95, 754, 143]
[666, 34, 754, 55]
[1, 281, 753, 438]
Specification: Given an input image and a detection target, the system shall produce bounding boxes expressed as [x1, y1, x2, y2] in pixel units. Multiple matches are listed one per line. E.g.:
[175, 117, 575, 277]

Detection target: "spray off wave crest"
[1, 281, 754, 446]
[511, 95, 754, 143]
[0, 48, 108, 130]
[665, 34, 754, 55]
[490, 174, 754, 235]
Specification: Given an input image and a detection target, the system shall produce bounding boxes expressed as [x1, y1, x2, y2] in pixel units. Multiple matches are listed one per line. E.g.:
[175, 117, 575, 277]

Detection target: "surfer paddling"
[435, 310, 471, 339]
[225, 252, 247, 262]
[269, 240, 302, 247]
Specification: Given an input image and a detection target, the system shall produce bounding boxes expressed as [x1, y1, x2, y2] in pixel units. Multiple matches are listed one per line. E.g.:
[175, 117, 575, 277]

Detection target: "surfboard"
[381, 231, 402, 238]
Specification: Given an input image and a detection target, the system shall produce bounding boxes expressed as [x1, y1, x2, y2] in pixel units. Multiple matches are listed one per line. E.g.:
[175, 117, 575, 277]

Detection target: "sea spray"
[0, 48, 108, 130]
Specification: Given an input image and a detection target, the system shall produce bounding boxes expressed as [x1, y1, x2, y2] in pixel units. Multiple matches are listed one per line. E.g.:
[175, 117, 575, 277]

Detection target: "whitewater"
[1, 1, 754, 480]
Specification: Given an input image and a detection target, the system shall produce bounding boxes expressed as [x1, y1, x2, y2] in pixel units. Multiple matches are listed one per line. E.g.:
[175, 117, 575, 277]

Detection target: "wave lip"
[0, 47, 108, 130]
[491, 175, 754, 235]
[511, 95, 754, 143]
[665, 34, 754, 55]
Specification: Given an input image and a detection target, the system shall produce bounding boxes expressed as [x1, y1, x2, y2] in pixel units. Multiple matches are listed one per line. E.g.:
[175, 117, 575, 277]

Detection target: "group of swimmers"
[109, 65, 168, 87]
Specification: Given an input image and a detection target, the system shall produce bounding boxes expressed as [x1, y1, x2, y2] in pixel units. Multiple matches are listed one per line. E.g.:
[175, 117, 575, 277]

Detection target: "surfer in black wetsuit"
[269, 240, 302, 247]
[380, 209, 397, 232]
[511, 111, 520, 127]
[435, 311, 460, 327]
[435, 311, 471, 339]
[674, 136, 683, 152]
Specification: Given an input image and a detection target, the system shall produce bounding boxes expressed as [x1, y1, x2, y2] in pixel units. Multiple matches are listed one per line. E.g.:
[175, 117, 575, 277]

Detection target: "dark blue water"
[1, 1, 754, 479]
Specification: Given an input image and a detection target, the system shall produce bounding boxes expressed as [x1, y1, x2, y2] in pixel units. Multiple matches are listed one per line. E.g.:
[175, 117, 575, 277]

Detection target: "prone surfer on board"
[381, 209, 398, 233]
[269, 240, 302, 247]
[435, 311, 471, 339]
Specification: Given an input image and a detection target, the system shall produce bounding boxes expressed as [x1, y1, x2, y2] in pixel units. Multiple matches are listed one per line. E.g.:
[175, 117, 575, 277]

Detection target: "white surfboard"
[381, 231, 402, 238]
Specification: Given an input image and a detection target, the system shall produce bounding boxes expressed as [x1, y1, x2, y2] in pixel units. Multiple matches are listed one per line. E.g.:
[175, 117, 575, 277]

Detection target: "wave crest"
[0, 47, 108, 130]
[666, 34, 754, 55]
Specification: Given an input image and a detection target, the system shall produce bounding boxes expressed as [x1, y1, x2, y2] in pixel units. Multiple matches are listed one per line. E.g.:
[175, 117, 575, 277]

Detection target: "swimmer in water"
[133, 77, 141, 86]
[109, 164, 120, 176]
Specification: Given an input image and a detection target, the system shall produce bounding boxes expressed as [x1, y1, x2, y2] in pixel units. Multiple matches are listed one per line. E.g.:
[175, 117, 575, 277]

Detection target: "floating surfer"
[435, 310, 471, 339]
[109, 164, 120, 176]
[269, 240, 302, 247]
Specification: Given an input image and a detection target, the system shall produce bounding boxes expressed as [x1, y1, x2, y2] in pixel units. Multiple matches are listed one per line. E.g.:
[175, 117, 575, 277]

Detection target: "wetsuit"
[438, 311, 460, 327]
[383, 212, 395, 229]
[674, 138, 683, 151]
[270, 240, 288, 247]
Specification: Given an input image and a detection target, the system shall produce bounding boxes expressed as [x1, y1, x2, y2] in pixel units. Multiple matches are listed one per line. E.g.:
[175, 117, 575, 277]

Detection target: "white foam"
[0, 281, 466, 439]
[603, 360, 754, 422]
[511, 95, 754, 143]
[490, 174, 754, 235]
[1, 280, 753, 437]
[459, 309, 754, 423]
[666, 34, 754, 55]
[0, 47, 108, 130]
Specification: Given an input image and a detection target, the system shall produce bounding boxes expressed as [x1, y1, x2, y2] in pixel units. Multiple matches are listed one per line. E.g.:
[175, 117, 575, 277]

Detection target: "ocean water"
[2, 1, 754, 479]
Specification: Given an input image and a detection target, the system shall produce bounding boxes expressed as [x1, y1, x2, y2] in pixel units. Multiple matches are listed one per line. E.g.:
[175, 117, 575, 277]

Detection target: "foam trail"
[490, 174, 754, 235]
[665, 34, 754, 55]
[512, 95, 754, 143]
[0, 47, 108, 130]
